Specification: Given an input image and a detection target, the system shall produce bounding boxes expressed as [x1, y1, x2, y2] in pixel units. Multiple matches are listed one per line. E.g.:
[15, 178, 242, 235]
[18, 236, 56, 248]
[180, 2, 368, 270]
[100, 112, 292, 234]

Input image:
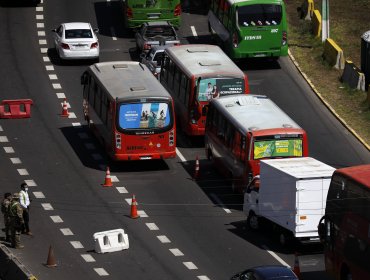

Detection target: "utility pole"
[322, 0, 330, 42]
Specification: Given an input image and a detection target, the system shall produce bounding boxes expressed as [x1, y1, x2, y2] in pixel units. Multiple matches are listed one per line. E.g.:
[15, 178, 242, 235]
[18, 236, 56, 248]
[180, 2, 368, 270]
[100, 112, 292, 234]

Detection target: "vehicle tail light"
[115, 133, 121, 149]
[90, 42, 99, 49]
[232, 33, 239, 48]
[127, 7, 133, 19]
[174, 4, 181, 16]
[169, 130, 175, 146]
[61, 43, 70, 49]
[174, 43, 180, 46]
[282, 31, 287, 46]
[190, 107, 200, 124]
[143, 43, 151, 50]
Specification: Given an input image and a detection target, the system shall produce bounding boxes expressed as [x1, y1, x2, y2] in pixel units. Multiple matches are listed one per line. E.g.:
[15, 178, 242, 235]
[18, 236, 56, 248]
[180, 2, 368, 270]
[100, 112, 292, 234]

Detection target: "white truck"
[243, 157, 335, 246]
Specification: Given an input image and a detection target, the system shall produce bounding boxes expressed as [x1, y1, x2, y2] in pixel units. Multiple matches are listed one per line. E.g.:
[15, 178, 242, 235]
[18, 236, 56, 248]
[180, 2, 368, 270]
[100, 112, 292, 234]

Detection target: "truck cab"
[243, 175, 260, 230]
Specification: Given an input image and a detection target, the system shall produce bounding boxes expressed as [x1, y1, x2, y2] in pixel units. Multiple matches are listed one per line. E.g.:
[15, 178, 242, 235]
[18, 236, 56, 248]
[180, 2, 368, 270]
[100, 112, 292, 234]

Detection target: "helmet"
[12, 192, 20, 199]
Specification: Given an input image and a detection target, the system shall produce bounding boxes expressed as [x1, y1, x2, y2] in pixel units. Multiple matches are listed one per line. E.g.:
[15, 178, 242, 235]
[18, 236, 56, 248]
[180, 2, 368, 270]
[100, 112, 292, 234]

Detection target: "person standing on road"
[1, 192, 12, 242]
[8, 193, 24, 249]
[19, 183, 32, 235]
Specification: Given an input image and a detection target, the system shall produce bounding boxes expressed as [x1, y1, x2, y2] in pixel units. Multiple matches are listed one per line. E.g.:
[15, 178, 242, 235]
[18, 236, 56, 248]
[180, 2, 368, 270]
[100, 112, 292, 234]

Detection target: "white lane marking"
[49, 74, 58, 80]
[0, 136, 9, 142]
[43, 56, 50, 62]
[37, 23, 44, 28]
[72, 122, 81, 127]
[137, 210, 148, 217]
[52, 83, 62, 89]
[42, 203, 54, 211]
[37, 31, 45, 36]
[36, 6, 43, 11]
[197, 276, 211, 280]
[125, 198, 133, 205]
[68, 112, 77, 119]
[61, 101, 71, 109]
[40, 48, 48, 53]
[0, 125, 2, 131]
[10, 158, 21, 164]
[110, 27, 117, 40]
[4, 147, 15, 153]
[33, 191, 45, 199]
[50, 215, 63, 223]
[183, 262, 198, 270]
[36, 14, 44, 20]
[85, 143, 96, 150]
[70, 241, 84, 249]
[17, 169, 29, 176]
[111, 176, 119, 182]
[262, 245, 291, 267]
[210, 193, 232, 213]
[46, 65, 55, 71]
[92, 153, 103, 160]
[24, 179, 37, 186]
[146, 223, 159, 231]
[38, 39, 47, 45]
[60, 228, 74, 235]
[176, 148, 186, 162]
[157, 235, 171, 243]
[94, 268, 109, 276]
[169, 248, 184, 256]
[191, 26, 198, 38]
[56, 93, 66, 99]
[81, 254, 96, 262]
[116, 187, 128, 193]
[78, 132, 88, 139]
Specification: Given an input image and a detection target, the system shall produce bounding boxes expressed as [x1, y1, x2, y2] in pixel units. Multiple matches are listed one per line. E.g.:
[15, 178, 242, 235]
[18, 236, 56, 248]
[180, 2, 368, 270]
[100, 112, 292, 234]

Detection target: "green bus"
[208, 0, 288, 59]
[122, 0, 181, 29]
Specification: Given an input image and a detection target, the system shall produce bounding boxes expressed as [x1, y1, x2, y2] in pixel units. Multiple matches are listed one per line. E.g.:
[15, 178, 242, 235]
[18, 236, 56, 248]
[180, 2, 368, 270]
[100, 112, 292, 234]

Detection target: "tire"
[247, 212, 259, 230]
[278, 230, 293, 247]
[341, 267, 352, 280]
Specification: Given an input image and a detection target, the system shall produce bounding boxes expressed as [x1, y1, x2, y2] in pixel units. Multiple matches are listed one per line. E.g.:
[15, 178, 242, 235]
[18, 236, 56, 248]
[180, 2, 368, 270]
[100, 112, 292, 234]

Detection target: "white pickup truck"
[243, 157, 335, 246]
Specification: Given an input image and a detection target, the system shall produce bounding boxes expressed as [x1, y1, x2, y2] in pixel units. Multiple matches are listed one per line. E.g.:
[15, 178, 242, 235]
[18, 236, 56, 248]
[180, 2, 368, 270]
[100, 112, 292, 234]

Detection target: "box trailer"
[243, 157, 335, 245]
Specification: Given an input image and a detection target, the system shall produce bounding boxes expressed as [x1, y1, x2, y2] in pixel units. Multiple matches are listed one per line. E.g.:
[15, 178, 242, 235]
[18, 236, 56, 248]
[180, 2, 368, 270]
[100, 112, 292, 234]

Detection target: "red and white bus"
[205, 94, 309, 192]
[81, 61, 176, 160]
[318, 164, 370, 280]
[160, 44, 249, 136]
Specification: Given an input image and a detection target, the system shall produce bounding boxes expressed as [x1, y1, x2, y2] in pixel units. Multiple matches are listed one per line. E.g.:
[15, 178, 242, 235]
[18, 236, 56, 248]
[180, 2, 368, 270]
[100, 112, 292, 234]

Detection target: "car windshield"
[145, 26, 175, 37]
[65, 29, 93, 39]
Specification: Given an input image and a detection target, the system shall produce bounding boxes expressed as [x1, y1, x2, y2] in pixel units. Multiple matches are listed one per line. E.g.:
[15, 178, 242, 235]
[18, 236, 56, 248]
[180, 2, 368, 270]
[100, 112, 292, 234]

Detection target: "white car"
[52, 22, 99, 61]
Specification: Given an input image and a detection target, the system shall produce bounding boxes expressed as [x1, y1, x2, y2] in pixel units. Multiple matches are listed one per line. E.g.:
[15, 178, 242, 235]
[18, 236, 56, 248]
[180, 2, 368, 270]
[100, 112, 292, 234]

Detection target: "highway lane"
[1, 1, 369, 280]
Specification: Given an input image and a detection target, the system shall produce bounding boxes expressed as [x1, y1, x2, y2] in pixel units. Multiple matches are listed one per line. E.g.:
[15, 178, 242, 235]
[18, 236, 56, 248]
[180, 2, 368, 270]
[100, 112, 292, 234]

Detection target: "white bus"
[81, 61, 176, 161]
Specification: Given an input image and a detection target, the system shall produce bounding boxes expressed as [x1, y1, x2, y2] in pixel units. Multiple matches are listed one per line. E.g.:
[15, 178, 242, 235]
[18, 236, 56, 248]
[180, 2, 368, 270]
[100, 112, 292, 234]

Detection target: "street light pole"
[322, 0, 330, 42]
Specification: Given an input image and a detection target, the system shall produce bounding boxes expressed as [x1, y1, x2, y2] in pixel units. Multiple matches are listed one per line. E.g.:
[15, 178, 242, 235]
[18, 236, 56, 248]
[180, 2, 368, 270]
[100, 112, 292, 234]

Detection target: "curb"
[288, 49, 370, 151]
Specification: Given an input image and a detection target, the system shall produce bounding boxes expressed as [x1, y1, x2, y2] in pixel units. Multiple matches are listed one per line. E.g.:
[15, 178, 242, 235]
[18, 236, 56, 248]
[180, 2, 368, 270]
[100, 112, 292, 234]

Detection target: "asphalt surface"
[0, 1, 369, 280]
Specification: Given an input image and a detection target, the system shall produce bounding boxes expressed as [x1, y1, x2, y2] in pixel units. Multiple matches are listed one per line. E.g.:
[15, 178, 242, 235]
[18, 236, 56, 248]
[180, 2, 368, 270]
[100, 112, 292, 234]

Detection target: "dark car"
[140, 45, 168, 79]
[135, 21, 180, 54]
[231, 265, 298, 280]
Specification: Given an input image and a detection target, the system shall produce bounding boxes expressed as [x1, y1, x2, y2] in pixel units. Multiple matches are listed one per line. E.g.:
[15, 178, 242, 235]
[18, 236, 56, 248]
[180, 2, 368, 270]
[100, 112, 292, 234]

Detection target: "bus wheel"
[341, 267, 352, 280]
[247, 212, 259, 231]
[278, 231, 293, 247]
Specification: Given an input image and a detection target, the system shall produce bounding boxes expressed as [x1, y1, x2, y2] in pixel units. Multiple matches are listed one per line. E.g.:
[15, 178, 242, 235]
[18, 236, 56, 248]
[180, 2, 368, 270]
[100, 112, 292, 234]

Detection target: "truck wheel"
[247, 213, 259, 230]
[279, 231, 293, 247]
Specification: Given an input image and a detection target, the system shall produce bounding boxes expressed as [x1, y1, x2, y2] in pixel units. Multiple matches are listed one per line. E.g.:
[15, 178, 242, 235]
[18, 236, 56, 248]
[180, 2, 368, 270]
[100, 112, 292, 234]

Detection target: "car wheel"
[247, 212, 259, 230]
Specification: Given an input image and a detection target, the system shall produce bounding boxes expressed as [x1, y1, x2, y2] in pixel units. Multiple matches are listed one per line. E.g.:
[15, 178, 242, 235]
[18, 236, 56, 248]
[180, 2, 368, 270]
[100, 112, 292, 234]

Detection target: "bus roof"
[335, 164, 370, 189]
[87, 61, 172, 101]
[227, 0, 284, 4]
[211, 94, 302, 134]
[164, 44, 245, 78]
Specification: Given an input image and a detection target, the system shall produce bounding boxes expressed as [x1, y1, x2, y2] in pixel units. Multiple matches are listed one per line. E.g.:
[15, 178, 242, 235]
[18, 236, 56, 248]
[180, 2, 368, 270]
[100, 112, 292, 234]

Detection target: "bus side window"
[179, 73, 186, 102]
[184, 79, 190, 106]
[169, 60, 175, 88]
[217, 114, 225, 140]
[83, 74, 91, 99]
[94, 85, 102, 116]
[225, 123, 234, 149]
[174, 66, 181, 94]
[89, 79, 96, 107]
[240, 135, 246, 161]
[101, 94, 108, 125]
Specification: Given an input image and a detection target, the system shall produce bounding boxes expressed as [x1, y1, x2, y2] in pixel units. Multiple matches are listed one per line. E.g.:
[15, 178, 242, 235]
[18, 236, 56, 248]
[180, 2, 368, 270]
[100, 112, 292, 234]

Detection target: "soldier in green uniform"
[8, 193, 24, 249]
[1, 193, 12, 242]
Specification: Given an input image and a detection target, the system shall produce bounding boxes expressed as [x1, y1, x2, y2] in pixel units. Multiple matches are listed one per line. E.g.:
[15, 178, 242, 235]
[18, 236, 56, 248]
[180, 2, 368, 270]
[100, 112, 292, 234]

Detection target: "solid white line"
[36, 23, 44, 28]
[41, 203, 54, 211]
[116, 187, 128, 193]
[210, 193, 232, 213]
[0, 136, 9, 142]
[60, 228, 74, 235]
[10, 158, 21, 164]
[56, 93, 66, 99]
[46, 65, 55, 71]
[84, 143, 96, 150]
[52, 83, 62, 89]
[70, 241, 84, 249]
[183, 262, 198, 270]
[94, 268, 109, 276]
[24, 179, 37, 186]
[146, 223, 159, 231]
[191, 26, 198, 37]
[262, 245, 291, 267]
[50, 216, 63, 223]
[157, 235, 171, 243]
[169, 248, 184, 256]
[17, 169, 29, 176]
[137, 210, 148, 217]
[33, 191, 45, 199]
[4, 147, 15, 153]
[81, 254, 96, 262]
[176, 148, 186, 162]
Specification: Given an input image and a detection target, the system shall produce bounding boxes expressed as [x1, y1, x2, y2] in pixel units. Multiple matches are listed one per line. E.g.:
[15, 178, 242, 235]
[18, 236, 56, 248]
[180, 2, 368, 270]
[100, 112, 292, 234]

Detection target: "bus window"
[238, 4, 282, 27]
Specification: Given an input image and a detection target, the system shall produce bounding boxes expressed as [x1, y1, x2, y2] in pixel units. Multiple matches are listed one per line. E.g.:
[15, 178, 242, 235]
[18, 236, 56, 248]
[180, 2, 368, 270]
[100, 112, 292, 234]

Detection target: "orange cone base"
[45, 246, 57, 268]
[103, 181, 113, 187]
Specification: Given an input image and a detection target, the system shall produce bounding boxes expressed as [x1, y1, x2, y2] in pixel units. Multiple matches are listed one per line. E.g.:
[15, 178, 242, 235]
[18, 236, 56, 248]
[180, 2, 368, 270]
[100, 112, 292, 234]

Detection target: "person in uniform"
[19, 183, 32, 235]
[8, 192, 24, 249]
[1, 193, 12, 242]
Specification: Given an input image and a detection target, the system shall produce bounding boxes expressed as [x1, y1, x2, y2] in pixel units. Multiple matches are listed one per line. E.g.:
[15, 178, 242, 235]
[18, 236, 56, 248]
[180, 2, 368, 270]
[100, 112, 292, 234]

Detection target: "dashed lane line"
[56, 92, 66, 99]
[169, 248, 184, 256]
[24, 179, 37, 186]
[41, 203, 54, 211]
[81, 254, 96, 262]
[197, 276, 211, 280]
[17, 169, 29, 176]
[183, 262, 198, 270]
[60, 228, 74, 236]
[262, 245, 291, 267]
[50, 215, 63, 223]
[0, 136, 9, 142]
[43, 56, 50, 62]
[36, 23, 44, 28]
[49, 74, 58, 80]
[4, 147, 14, 153]
[116, 186, 128, 193]
[137, 210, 148, 217]
[70, 241, 84, 249]
[146, 223, 159, 231]
[40, 48, 48, 54]
[67, 112, 77, 119]
[176, 147, 186, 162]
[94, 268, 109, 276]
[37, 31, 45, 36]
[157, 235, 171, 243]
[10, 158, 21, 164]
[52, 83, 62, 89]
[33, 192, 45, 199]
[45, 65, 54, 71]
[72, 122, 81, 127]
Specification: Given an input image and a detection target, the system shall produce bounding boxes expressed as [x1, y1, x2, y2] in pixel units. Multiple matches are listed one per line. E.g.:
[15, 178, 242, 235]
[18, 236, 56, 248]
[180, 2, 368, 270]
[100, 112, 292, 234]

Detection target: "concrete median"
[323, 38, 345, 69]
[340, 60, 365, 91]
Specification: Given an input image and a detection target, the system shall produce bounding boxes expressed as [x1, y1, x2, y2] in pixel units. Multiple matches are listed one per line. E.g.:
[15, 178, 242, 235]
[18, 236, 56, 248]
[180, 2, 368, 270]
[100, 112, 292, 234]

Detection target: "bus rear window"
[237, 4, 282, 27]
[119, 102, 171, 129]
[253, 138, 302, 159]
[198, 78, 245, 102]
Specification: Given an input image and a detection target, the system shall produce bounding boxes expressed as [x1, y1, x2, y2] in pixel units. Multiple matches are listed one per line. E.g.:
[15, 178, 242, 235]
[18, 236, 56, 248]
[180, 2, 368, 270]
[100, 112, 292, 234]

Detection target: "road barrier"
[0, 244, 37, 280]
[300, 0, 314, 20]
[323, 38, 345, 69]
[94, 229, 129, 253]
[0, 99, 33, 119]
[311, 10, 321, 37]
[340, 60, 366, 91]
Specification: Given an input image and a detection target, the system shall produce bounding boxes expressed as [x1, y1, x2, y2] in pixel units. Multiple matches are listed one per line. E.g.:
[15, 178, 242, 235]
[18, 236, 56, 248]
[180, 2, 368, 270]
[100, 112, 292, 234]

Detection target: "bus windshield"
[238, 4, 282, 27]
[253, 137, 303, 159]
[197, 77, 245, 102]
[118, 102, 171, 130]
[129, 0, 172, 8]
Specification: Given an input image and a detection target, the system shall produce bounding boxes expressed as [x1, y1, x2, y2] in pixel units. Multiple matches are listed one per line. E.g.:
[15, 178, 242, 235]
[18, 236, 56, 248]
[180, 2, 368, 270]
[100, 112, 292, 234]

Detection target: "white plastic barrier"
[94, 228, 129, 253]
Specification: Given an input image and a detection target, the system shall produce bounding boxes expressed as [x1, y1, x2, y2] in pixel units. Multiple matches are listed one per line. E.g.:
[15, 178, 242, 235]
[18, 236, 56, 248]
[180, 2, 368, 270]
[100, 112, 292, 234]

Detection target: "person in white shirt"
[19, 183, 32, 235]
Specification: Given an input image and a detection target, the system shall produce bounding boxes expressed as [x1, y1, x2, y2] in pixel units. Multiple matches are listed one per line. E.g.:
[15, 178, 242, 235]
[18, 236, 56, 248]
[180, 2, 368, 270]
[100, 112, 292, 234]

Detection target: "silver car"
[140, 45, 168, 79]
[52, 22, 99, 61]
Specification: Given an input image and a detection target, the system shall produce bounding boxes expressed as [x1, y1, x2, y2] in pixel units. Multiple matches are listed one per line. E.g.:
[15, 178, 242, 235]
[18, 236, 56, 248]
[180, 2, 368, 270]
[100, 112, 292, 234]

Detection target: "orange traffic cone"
[130, 194, 139, 219]
[61, 98, 69, 117]
[45, 245, 57, 268]
[293, 252, 301, 279]
[193, 155, 200, 180]
[102, 166, 113, 187]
